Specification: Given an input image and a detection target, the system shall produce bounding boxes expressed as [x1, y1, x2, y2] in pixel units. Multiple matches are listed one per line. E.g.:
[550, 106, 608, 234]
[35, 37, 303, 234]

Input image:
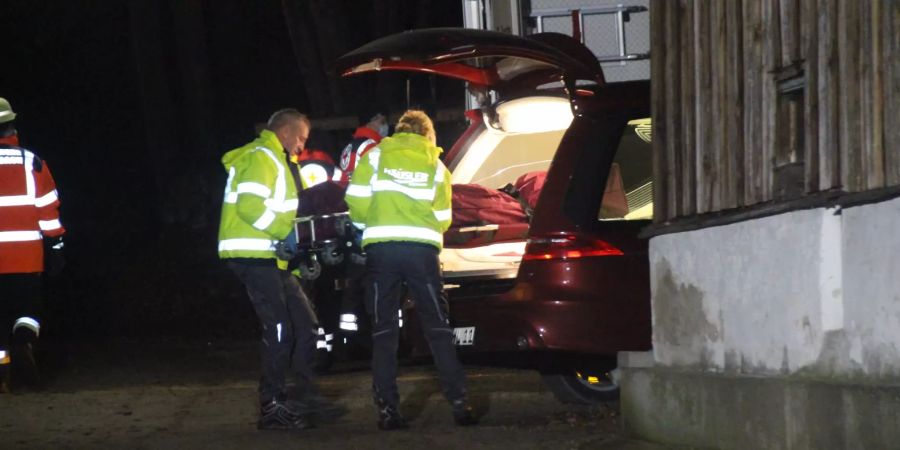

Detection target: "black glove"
[44, 236, 66, 277]
[275, 229, 299, 261]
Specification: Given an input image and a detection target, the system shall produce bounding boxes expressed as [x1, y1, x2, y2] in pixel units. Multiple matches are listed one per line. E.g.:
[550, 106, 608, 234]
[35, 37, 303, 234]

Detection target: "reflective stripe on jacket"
[345, 133, 452, 250]
[217, 130, 299, 262]
[0, 145, 65, 274]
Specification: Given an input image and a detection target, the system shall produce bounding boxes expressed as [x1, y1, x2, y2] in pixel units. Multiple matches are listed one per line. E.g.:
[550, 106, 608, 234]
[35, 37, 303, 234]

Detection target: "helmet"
[0, 98, 16, 124]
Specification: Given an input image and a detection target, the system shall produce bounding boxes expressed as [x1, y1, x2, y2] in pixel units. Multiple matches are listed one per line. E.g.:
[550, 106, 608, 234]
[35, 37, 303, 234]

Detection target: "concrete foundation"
[621, 367, 900, 450]
[625, 197, 900, 449]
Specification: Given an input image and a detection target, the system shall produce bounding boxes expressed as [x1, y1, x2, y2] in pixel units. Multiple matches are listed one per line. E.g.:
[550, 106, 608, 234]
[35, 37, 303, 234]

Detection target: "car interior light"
[495, 96, 573, 133]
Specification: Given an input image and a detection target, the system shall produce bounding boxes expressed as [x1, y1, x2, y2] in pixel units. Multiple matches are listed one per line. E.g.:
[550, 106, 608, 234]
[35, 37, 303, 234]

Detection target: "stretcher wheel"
[320, 242, 344, 266]
[301, 255, 322, 280]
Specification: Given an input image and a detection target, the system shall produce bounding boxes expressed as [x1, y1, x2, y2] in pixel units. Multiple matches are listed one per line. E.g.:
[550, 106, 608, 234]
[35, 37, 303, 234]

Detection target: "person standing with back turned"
[0, 97, 65, 393]
[345, 109, 477, 430]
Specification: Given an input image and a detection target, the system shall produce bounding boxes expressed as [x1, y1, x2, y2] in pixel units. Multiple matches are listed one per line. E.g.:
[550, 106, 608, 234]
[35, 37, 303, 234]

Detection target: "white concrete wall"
[841, 197, 900, 377]
[648, 197, 900, 377]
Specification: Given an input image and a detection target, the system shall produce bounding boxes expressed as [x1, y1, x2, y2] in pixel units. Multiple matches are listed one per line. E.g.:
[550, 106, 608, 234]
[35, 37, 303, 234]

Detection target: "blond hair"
[394, 110, 436, 144]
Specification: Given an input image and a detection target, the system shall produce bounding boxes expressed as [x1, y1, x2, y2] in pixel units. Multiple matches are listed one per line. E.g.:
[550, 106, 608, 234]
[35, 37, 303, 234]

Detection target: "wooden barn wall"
[650, 0, 900, 224]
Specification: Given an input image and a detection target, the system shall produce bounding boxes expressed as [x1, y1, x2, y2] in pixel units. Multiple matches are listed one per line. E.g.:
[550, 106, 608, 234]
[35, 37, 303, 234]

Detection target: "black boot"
[375, 398, 408, 431]
[257, 397, 314, 430]
[0, 360, 9, 394]
[313, 348, 334, 374]
[10, 342, 41, 390]
[10, 327, 41, 390]
[451, 399, 478, 426]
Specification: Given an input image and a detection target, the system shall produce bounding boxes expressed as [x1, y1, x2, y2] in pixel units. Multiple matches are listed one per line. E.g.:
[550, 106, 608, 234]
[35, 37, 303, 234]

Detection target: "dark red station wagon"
[335, 28, 652, 403]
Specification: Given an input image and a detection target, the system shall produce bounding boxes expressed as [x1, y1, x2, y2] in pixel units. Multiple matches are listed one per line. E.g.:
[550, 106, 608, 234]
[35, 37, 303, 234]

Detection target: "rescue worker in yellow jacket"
[345, 110, 476, 430]
[218, 109, 343, 430]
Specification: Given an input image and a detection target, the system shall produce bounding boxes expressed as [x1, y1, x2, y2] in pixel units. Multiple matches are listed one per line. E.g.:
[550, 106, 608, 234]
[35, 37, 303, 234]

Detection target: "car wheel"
[541, 366, 620, 404]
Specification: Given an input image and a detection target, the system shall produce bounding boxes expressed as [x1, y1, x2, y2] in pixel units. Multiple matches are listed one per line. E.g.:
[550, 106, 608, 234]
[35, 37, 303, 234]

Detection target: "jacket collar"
[257, 129, 285, 154]
[0, 134, 20, 147]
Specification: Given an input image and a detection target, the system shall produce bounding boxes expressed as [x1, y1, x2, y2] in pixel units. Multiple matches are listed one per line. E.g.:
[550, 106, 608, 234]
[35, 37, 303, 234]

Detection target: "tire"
[541, 366, 620, 404]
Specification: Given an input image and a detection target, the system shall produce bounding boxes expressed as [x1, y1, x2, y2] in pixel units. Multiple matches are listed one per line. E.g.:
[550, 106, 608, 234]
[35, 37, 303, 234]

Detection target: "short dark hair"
[266, 109, 310, 132]
[0, 121, 15, 138]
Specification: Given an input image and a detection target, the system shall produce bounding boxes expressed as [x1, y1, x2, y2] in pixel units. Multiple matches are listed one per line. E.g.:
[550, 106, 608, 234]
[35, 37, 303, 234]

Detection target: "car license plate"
[453, 327, 475, 346]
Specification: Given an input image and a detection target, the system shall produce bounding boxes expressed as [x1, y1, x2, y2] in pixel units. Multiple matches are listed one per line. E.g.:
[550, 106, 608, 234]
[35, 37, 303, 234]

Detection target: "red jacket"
[337, 127, 382, 186]
[0, 137, 65, 274]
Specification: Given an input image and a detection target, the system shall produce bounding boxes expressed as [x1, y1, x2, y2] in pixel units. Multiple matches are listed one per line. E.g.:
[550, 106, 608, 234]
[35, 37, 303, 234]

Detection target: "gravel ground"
[1, 339, 675, 450]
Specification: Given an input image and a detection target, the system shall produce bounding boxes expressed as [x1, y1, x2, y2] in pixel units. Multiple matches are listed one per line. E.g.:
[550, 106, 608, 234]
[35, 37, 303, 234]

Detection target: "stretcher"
[292, 212, 359, 280]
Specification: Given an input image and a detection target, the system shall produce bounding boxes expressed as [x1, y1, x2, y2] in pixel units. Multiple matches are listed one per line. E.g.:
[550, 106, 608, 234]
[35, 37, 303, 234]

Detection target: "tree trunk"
[282, 0, 336, 115]
[127, 0, 176, 227]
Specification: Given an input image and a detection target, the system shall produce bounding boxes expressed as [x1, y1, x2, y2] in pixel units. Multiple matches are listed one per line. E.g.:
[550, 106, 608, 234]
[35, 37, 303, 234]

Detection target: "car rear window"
[468, 130, 565, 188]
[599, 118, 653, 221]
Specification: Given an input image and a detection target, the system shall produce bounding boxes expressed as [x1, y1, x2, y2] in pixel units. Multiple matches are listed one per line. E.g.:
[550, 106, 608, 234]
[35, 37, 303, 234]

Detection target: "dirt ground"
[1, 339, 673, 450]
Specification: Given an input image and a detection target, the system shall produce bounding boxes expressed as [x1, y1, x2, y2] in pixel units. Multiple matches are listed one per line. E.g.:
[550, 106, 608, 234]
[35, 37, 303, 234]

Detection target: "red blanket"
[451, 183, 528, 227]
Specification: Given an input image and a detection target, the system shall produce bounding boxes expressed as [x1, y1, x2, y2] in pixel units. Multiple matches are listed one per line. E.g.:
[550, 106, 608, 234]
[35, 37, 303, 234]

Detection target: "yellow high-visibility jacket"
[217, 130, 299, 262]
[345, 132, 452, 250]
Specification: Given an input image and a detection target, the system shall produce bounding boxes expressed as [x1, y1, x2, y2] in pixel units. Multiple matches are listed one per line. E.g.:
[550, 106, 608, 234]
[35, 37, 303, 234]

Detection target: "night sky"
[0, 1, 463, 339]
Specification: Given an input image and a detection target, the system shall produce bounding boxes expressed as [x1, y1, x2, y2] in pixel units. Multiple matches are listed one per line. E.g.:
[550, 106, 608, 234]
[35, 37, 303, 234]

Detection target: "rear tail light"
[523, 234, 623, 261]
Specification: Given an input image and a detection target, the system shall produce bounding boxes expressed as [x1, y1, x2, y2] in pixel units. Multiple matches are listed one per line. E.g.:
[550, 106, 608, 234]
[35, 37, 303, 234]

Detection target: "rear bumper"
[445, 294, 652, 355]
[404, 282, 650, 359]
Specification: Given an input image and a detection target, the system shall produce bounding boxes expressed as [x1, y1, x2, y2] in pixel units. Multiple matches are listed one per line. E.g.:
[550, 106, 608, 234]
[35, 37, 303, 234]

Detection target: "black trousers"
[0, 273, 43, 353]
[228, 262, 318, 404]
[339, 259, 367, 326]
[312, 265, 342, 351]
[365, 242, 467, 406]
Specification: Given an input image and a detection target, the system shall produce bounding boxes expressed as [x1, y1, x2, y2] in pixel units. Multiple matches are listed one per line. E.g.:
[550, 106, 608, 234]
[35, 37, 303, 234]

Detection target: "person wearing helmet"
[334, 108, 389, 358]
[293, 146, 346, 371]
[0, 97, 66, 393]
[337, 107, 388, 187]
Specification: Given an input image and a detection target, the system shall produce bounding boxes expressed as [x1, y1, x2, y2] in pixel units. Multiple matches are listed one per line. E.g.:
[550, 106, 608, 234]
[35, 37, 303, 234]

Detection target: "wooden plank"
[802, 0, 820, 193]
[694, 0, 713, 213]
[860, 0, 884, 190]
[710, 0, 726, 211]
[727, 0, 744, 206]
[760, 0, 782, 201]
[838, 0, 862, 192]
[779, 0, 801, 65]
[679, 0, 697, 216]
[743, 0, 764, 204]
[886, 0, 900, 186]
[818, 0, 841, 190]
[798, 0, 812, 61]
[664, 0, 683, 219]
[650, 0, 670, 223]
